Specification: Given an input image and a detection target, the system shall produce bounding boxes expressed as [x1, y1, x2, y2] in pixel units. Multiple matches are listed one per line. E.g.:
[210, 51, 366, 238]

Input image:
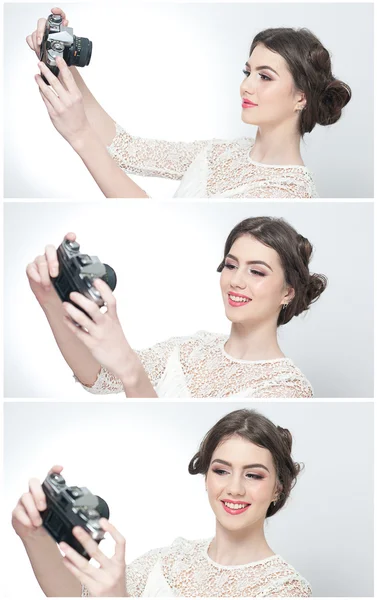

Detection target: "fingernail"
[38, 500, 46, 510]
[51, 268, 58, 277]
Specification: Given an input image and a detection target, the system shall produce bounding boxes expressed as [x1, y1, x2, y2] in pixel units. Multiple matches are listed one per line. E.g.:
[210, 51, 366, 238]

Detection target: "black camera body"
[39, 13, 92, 83]
[40, 473, 109, 558]
[52, 239, 117, 312]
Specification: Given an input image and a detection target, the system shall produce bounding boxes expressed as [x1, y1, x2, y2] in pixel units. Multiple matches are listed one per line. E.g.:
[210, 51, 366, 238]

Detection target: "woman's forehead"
[249, 43, 290, 75]
[228, 235, 281, 264]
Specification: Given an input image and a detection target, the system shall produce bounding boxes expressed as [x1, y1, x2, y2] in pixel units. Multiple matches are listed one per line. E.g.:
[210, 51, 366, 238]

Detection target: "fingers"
[64, 232, 76, 241]
[26, 261, 42, 284]
[60, 540, 105, 583]
[44, 245, 59, 278]
[51, 7, 67, 21]
[67, 292, 104, 325]
[100, 519, 126, 563]
[28, 478, 47, 511]
[35, 73, 62, 113]
[26, 33, 35, 51]
[36, 62, 70, 104]
[37, 18, 47, 44]
[20, 492, 43, 527]
[47, 464, 64, 476]
[35, 255, 52, 288]
[12, 504, 36, 530]
[38, 86, 57, 117]
[72, 527, 112, 569]
[92, 280, 117, 316]
[62, 301, 98, 333]
[61, 556, 95, 589]
[54, 57, 77, 94]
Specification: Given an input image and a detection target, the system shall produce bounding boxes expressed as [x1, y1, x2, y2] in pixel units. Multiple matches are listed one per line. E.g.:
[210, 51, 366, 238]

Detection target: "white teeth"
[224, 502, 249, 509]
[229, 295, 250, 303]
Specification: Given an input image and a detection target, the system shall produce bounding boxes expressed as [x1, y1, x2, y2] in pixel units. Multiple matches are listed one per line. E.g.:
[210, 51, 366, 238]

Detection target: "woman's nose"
[226, 476, 246, 496]
[230, 268, 247, 289]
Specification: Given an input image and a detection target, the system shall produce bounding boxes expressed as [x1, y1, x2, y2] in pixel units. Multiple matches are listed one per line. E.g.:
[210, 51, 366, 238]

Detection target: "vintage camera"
[39, 13, 92, 83]
[40, 472, 110, 558]
[52, 239, 117, 315]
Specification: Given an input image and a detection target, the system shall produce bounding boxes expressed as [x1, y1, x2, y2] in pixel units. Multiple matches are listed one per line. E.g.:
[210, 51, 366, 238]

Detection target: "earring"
[282, 303, 288, 310]
[296, 104, 306, 112]
[273, 500, 277, 506]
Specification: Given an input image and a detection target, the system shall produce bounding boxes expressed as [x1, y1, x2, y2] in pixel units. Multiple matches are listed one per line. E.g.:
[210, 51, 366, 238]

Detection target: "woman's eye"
[259, 73, 271, 81]
[242, 69, 250, 78]
[224, 263, 236, 270]
[250, 270, 265, 277]
[213, 469, 228, 476]
[246, 473, 263, 480]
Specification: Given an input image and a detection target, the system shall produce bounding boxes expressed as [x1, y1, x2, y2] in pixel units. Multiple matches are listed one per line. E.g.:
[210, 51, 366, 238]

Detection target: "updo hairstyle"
[250, 28, 351, 135]
[188, 409, 302, 517]
[217, 216, 327, 326]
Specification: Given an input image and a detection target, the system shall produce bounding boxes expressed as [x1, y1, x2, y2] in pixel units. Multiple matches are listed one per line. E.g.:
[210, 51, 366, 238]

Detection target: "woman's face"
[240, 43, 305, 128]
[206, 435, 280, 533]
[220, 234, 294, 327]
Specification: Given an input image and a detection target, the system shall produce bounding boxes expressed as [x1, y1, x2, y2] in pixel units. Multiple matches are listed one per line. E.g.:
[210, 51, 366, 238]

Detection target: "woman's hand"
[26, 232, 76, 307]
[60, 519, 126, 597]
[35, 57, 92, 148]
[62, 280, 133, 381]
[11, 465, 64, 541]
[26, 7, 69, 59]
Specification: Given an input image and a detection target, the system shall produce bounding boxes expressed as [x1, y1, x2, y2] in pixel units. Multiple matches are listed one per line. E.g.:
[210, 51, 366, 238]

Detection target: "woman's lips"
[242, 100, 258, 108]
[228, 294, 251, 308]
[221, 500, 251, 515]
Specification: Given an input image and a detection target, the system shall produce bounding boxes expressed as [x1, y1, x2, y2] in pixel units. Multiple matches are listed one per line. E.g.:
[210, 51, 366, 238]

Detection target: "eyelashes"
[212, 468, 264, 480]
[224, 263, 266, 277]
[242, 69, 272, 81]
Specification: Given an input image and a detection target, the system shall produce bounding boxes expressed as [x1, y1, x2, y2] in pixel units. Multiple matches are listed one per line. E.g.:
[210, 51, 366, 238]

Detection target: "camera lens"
[103, 265, 117, 291]
[70, 37, 92, 68]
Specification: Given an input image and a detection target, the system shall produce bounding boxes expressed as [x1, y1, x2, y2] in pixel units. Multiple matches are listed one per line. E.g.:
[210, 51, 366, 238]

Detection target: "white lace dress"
[82, 538, 312, 597]
[78, 331, 313, 398]
[107, 123, 318, 198]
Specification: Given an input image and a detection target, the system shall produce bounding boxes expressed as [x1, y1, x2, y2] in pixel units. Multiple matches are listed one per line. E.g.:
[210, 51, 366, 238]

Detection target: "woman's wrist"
[69, 124, 97, 154]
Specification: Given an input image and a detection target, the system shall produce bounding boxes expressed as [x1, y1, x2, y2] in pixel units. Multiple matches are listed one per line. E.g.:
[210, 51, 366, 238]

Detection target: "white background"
[4, 201, 374, 398]
[4, 2, 373, 198]
[3, 401, 374, 597]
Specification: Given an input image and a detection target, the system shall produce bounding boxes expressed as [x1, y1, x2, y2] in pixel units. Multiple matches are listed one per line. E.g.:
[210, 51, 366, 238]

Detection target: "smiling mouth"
[221, 500, 251, 515]
[228, 294, 251, 307]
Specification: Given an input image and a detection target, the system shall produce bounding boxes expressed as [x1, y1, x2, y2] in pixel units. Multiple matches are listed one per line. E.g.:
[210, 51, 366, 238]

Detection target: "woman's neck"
[208, 521, 274, 566]
[250, 121, 304, 166]
[225, 320, 284, 361]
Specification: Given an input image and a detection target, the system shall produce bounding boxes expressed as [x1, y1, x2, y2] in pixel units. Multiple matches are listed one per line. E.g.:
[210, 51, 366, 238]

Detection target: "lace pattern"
[77, 331, 313, 398]
[106, 124, 318, 198]
[81, 537, 312, 597]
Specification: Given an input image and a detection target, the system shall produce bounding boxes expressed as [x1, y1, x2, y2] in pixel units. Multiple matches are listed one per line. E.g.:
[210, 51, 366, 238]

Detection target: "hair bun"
[296, 234, 313, 267]
[305, 273, 328, 307]
[317, 78, 352, 126]
[276, 426, 293, 453]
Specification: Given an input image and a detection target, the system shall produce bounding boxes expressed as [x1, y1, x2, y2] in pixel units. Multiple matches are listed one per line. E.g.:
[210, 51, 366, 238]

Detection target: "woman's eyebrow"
[245, 62, 280, 77]
[226, 254, 273, 272]
[211, 458, 270, 473]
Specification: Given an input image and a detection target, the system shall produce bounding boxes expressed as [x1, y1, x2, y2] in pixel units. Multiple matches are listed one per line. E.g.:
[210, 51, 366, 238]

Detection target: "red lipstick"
[221, 500, 251, 515]
[228, 292, 251, 308]
[242, 98, 258, 108]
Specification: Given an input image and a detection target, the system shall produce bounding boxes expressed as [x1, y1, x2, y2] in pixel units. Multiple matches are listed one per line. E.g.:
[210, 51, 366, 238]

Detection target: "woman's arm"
[12, 466, 81, 597]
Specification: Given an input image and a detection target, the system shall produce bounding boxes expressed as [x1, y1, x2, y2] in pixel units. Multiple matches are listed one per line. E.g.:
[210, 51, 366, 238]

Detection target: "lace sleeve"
[264, 577, 312, 597]
[249, 380, 314, 399]
[250, 178, 316, 199]
[106, 123, 210, 180]
[76, 335, 186, 395]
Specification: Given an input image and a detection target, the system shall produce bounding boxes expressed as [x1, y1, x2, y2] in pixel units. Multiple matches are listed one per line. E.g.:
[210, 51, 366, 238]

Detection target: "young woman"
[11, 409, 311, 597]
[26, 216, 327, 398]
[27, 8, 351, 198]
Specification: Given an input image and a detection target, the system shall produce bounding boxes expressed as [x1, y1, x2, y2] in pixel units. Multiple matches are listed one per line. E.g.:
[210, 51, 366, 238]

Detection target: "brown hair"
[188, 409, 302, 517]
[249, 28, 351, 135]
[217, 216, 327, 326]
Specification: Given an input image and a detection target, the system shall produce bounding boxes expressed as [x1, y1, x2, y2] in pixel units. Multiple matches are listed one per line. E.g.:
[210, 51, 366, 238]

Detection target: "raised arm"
[27, 8, 210, 197]
[11, 465, 81, 597]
